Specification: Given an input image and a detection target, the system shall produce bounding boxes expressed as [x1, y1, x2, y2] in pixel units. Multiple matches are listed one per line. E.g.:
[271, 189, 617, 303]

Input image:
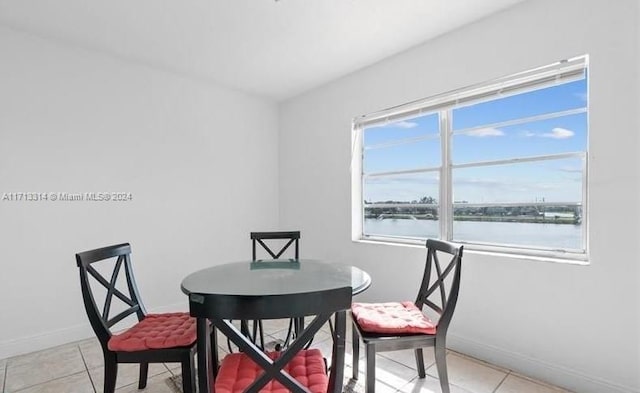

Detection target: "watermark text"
[1, 192, 133, 202]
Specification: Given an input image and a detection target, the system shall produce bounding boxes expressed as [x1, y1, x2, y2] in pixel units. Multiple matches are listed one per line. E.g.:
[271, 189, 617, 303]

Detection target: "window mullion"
[440, 110, 452, 241]
[352, 124, 364, 242]
[581, 154, 588, 257]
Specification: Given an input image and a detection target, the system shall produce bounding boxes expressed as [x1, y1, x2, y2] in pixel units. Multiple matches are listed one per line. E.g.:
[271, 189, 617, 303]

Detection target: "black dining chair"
[251, 231, 300, 262]
[76, 243, 197, 393]
[350, 239, 464, 393]
[248, 231, 301, 350]
[189, 277, 352, 393]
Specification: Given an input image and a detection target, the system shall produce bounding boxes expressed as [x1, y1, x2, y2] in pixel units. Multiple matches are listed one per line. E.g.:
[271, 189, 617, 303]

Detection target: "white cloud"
[559, 166, 582, 173]
[541, 127, 575, 139]
[463, 127, 505, 137]
[520, 127, 576, 139]
[368, 175, 439, 185]
[392, 121, 418, 129]
[455, 178, 505, 188]
[574, 92, 588, 102]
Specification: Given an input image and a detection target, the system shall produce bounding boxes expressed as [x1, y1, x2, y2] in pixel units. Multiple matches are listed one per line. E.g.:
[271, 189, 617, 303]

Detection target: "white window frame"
[351, 56, 589, 262]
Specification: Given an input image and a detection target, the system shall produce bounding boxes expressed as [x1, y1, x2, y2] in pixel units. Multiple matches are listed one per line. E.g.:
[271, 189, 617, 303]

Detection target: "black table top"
[181, 259, 371, 297]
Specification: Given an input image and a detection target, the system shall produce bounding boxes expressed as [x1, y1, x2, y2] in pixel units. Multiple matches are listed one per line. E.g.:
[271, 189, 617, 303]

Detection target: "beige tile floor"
[0, 320, 572, 393]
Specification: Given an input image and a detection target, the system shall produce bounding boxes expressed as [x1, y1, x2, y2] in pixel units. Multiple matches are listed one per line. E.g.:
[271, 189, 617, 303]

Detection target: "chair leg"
[415, 348, 426, 378]
[435, 339, 449, 393]
[182, 352, 196, 393]
[351, 326, 359, 379]
[138, 362, 149, 389]
[258, 320, 265, 350]
[103, 354, 118, 393]
[295, 317, 303, 337]
[248, 320, 264, 350]
[210, 325, 219, 379]
[240, 320, 250, 338]
[365, 343, 376, 393]
[281, 318, 294, 349]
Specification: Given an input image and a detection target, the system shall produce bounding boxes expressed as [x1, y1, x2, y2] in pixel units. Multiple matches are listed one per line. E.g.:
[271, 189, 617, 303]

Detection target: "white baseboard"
[448, 334, 639, 393]
[0, 302, 188, 360]
[0, 323, 94, 360]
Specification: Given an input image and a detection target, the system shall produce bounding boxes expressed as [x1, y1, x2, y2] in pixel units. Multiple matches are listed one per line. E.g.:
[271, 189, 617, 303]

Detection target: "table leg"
[197, 317, 213, 393]
[329, 310, 346, 393]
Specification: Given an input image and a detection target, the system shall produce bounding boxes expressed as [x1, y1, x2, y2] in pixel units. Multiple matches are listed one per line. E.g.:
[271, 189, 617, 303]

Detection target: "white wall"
[279, 0, 640, 392]
[0, 26, 279, 358]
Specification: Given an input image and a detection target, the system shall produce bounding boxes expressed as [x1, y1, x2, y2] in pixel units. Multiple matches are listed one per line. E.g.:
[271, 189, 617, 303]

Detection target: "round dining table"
[181, 259, 371, 393]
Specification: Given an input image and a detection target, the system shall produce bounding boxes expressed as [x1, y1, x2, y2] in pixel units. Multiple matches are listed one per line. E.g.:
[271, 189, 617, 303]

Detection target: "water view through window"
[359, 58, 588, 255]
[364, 218, 582, 250]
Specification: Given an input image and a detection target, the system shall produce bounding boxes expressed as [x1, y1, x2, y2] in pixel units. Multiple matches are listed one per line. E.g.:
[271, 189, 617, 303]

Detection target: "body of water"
[364, 218, 583, 250]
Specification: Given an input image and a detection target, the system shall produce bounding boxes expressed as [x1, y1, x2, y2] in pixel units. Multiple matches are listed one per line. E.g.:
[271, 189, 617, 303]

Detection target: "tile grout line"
[492, 370, 511, 393]
[77, 343, 97, 393]
[11, 371, 89, 393]
[394, 375, 417, 393]
[507, 371, 575, 393]
[448, 349, 511, 375]
[2, 360, 7, 393]
[389, 370, 477, 393]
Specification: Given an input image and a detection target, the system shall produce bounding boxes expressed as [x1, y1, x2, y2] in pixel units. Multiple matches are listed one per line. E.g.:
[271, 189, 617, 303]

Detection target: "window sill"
[353, 237, 589, 265]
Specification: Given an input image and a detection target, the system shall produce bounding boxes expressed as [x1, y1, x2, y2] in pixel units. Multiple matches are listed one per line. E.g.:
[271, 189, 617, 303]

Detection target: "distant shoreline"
[366, 214, 581, 225]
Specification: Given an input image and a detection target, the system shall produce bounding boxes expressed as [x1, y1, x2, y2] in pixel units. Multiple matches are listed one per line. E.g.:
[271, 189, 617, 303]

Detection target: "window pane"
[364, 113, 439, 147]
[452, 158, 584, 250]
[452, 112, 587, 164]
[452, 78, 587, 130]
[452, 212, 582, 250]
[364, 138, 440, 173]
[363, 172, 439, 239]
[363, 212, 439, 240]
[364, 172, 439, 204]
[453, 157, 583, 204]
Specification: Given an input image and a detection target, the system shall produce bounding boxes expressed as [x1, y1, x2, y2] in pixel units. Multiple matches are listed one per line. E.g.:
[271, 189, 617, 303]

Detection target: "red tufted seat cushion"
[215, 349, 327, 393]
[107, 312, 196, 352]
[351, 301, 437, 335]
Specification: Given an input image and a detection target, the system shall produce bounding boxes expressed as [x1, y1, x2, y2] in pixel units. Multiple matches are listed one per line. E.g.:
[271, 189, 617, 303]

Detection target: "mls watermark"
[1, 192, 133, 202]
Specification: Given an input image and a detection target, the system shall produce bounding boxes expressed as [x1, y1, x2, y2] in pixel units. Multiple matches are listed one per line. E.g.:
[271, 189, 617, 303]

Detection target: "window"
[352, 56, 588, 260]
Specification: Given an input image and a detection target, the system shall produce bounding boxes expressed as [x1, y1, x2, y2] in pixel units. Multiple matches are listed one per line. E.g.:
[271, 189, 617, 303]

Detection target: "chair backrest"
[76, 243, 146, 346]
[415, 239, 463, 336]
[251, 231, 300, 261]
[190, 284, 351, 393]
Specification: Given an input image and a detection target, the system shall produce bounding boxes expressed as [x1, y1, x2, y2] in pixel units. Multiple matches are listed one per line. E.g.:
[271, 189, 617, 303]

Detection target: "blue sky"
[363, 78, 587, 204]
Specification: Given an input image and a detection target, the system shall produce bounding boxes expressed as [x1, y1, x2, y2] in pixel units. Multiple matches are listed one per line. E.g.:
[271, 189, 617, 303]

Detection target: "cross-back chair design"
[189, 282, 351, 393]
[351, 239, 464, 393]
[251, 231, 300, 261]
[240, 231, 301, 351]
[76, 243, 197, 393]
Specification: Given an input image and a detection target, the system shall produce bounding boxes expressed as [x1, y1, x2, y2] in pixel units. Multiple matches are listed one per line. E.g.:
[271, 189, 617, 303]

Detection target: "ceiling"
[0, 0, 524, 101]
